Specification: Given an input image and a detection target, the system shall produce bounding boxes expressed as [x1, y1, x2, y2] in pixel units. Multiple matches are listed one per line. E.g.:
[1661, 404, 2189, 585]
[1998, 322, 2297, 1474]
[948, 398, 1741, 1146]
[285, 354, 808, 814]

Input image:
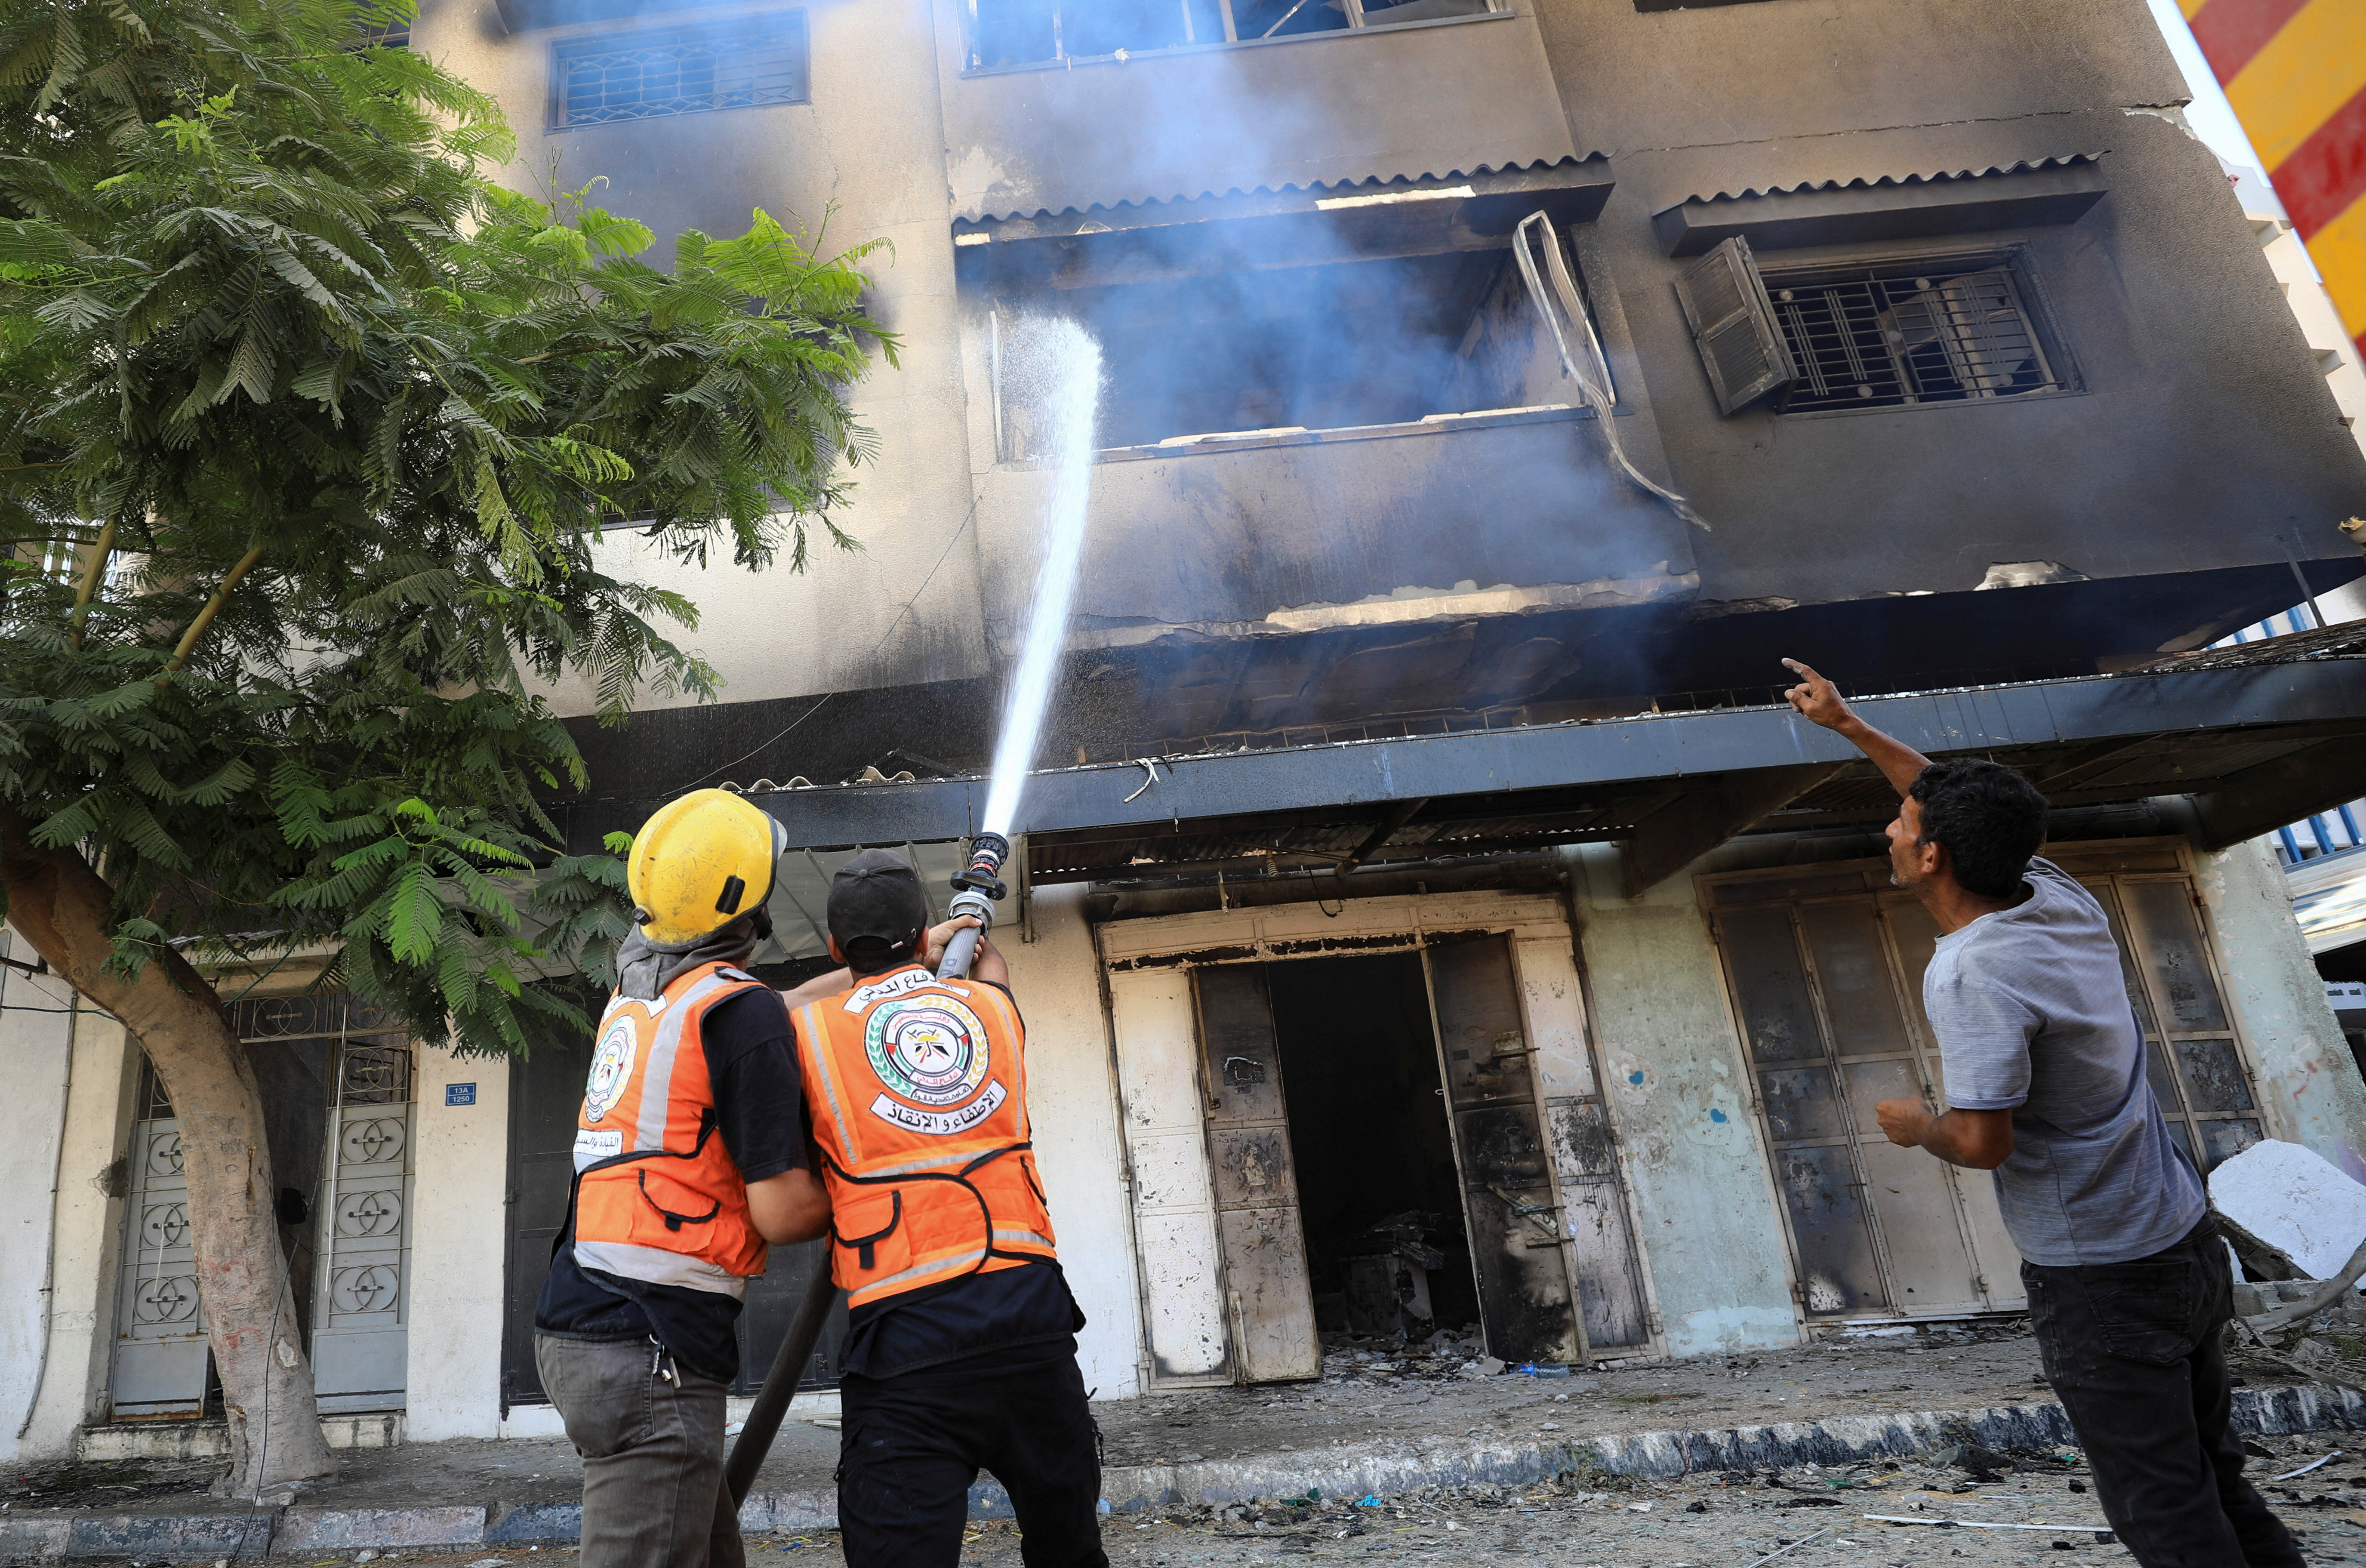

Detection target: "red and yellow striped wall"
[2182, 0, 2366, 354]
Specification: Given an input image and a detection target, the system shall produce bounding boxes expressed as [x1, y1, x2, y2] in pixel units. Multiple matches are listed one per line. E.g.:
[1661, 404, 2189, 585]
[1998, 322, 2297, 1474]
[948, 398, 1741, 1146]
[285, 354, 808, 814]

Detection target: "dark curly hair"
[1908, 759, 2050, 898]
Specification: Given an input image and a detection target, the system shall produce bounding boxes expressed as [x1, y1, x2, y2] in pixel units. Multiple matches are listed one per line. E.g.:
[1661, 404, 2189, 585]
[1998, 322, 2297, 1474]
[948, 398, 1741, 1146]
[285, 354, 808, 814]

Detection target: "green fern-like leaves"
[0, 0, 894, 1058]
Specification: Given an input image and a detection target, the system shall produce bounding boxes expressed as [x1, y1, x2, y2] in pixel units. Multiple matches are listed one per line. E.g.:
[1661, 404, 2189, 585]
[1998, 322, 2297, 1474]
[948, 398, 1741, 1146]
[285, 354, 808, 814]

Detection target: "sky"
[2143, 0, 2286, 217]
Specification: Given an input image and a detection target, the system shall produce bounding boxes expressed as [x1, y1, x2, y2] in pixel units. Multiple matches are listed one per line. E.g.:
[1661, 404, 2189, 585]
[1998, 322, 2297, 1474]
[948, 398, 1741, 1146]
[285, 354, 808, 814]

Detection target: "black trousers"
[836, 1347, 1109, 1568]
[2024, 1218, 2304, 1568]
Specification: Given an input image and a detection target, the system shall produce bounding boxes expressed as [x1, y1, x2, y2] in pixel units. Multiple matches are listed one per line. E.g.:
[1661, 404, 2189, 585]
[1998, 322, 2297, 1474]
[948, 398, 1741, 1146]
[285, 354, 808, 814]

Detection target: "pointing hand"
[1781, 658, 1856, 732]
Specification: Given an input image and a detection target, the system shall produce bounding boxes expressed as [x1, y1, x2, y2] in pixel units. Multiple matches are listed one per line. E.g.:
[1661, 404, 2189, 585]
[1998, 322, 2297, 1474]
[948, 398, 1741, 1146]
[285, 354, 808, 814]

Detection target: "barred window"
[551, 13, 808, 129]
[1762, 257, 2066, 414]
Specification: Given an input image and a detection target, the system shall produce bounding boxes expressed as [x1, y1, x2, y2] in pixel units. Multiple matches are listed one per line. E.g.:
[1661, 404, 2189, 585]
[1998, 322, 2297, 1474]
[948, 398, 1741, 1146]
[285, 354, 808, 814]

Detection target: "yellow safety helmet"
[626, 789, 788, 946]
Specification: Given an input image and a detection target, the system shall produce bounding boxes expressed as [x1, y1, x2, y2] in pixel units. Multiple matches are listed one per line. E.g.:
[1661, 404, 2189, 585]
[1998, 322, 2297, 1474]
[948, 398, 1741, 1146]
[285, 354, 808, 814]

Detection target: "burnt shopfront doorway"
[1104, 894, 1652, 1388]
[1262, 954, 1478, 1344]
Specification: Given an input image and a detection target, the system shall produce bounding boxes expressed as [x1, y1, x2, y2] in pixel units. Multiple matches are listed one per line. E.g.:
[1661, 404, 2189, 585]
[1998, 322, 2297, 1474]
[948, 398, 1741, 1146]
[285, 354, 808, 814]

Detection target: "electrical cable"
[15, 979, 76, 1442]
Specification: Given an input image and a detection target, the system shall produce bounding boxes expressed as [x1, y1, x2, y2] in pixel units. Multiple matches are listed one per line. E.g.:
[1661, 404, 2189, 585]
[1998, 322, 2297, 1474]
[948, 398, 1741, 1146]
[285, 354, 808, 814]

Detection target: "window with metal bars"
[967, 0, 1494, 70]
[550, 12, 807, 130]
[1762, 256, 2065, 413]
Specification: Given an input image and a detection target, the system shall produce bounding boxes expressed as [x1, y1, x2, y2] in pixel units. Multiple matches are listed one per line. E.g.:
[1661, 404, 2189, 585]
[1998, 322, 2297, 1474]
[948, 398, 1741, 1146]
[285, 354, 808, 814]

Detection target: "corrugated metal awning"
[1658, 153, 2106, 212]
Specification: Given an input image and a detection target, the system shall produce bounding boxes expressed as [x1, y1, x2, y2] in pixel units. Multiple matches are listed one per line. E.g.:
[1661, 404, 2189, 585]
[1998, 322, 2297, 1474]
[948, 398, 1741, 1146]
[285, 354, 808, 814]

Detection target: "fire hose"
[723, 835, 1011, 1504]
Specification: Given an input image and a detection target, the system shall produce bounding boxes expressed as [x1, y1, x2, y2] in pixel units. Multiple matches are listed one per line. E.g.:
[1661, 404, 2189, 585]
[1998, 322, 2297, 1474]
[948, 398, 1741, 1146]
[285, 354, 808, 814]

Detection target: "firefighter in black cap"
[784, 848, 1107, 1568]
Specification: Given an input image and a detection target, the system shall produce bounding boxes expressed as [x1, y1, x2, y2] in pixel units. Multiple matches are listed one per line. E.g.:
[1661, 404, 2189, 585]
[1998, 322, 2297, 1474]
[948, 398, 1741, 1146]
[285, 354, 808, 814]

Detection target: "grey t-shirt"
[1925, 858, 2204, 1267]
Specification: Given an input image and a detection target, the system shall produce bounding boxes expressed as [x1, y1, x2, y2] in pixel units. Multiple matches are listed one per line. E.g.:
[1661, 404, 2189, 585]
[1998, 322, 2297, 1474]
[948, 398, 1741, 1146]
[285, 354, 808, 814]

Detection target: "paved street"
[60, 1432, 2366, 1568]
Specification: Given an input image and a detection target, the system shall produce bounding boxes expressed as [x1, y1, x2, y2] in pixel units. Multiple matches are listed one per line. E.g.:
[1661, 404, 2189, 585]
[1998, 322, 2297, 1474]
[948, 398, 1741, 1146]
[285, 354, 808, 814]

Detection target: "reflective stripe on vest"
[570, 961, 770, 1297]
[792, 967, 1057, 1309]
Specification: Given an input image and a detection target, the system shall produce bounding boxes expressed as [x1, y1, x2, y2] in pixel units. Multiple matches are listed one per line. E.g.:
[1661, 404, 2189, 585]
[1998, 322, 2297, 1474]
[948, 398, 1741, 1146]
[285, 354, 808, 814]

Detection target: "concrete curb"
[7, 1384, 2360, 1561]
[1096, 1384, 2366, 1512]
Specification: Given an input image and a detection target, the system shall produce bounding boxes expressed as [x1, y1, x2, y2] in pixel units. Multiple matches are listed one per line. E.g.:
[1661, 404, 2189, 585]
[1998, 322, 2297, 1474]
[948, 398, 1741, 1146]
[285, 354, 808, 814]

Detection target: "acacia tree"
[0, 0, 893, 1491]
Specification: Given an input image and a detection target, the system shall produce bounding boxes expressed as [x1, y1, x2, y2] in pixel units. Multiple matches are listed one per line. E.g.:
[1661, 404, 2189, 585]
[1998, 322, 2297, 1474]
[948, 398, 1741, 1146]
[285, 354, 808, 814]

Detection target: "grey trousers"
[536, 1333, 745, 1568]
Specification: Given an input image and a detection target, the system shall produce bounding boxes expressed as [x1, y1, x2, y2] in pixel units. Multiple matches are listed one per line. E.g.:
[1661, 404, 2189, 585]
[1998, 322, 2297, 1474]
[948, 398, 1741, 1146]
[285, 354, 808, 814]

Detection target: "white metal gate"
[106, 996, 416, 1421]
[108, 1063, 208, 1417]
[311, 1025, 415, 1411]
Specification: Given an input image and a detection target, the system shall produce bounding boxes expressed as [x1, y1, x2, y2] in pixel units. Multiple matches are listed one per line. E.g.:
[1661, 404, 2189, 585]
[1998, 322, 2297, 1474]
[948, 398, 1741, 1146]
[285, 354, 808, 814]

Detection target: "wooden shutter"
[1672, 237, 1796, 414]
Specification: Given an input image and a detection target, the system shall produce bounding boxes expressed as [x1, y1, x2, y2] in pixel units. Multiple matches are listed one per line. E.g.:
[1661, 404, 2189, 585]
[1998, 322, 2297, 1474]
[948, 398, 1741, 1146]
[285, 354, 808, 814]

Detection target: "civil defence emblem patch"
[863, 994, 1006, 1135]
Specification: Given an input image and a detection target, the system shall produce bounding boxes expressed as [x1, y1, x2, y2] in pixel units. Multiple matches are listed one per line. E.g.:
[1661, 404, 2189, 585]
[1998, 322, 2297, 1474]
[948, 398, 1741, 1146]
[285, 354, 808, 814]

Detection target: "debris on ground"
[82, 1452, 2366, 1566]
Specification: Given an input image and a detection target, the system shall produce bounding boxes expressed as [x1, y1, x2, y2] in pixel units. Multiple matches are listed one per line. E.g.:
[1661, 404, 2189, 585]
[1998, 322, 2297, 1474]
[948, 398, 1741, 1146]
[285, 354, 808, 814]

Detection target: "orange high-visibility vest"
[571, 960, 770, 1296]
[793, 965, 1056, 1309]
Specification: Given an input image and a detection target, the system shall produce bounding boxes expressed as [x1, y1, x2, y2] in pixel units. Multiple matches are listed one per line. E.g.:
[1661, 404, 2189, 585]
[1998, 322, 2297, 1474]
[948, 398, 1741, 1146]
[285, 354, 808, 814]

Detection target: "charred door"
[1427, 935, 1587, 1364]
[1713, 893, 1994, 1318]
[1710, 853, 2262, 1324]
[1110, 968, 1235, 1388]
[1513, 930, 1651, 1351]
[1192, 966, 1322, 1382]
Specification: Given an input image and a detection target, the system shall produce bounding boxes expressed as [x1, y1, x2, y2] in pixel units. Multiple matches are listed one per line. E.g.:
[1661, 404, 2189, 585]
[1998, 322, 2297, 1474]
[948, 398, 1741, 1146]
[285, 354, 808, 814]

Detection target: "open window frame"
[962, 0, 1507, 74]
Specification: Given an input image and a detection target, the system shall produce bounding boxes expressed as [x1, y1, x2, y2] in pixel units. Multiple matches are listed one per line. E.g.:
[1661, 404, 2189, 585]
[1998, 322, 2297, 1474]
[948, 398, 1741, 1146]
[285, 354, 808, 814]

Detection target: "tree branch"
[68, 517, 117, 650]
[158, 544, 265, 683]
[515, 342, 614, 366]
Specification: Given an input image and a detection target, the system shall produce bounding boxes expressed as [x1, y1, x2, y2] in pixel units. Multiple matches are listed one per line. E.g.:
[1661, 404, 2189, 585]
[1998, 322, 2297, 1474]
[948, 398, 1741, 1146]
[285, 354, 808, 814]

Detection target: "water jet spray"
[725, 320, 1102, 1499]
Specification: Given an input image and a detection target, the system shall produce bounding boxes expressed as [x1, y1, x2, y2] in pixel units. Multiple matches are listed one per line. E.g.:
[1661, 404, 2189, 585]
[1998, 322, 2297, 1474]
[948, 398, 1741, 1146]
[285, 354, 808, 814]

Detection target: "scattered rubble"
[204, 1440, 2362, 1568]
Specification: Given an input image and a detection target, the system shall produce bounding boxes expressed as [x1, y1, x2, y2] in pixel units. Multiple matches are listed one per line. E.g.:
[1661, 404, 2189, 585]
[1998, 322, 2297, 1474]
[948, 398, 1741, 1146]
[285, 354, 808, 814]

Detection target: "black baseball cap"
[828, 849, 928, 969]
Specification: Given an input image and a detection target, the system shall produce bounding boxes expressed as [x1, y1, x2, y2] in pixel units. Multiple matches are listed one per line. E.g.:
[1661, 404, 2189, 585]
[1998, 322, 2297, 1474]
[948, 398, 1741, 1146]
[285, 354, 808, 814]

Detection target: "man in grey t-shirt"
[1784, 660, 2299, 1568]
[1923, 855, 2203, 1265]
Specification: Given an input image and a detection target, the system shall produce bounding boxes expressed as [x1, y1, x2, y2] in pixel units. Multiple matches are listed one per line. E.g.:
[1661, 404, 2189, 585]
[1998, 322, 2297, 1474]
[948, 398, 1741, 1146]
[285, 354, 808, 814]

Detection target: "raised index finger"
[1780, 657, 1826, 686]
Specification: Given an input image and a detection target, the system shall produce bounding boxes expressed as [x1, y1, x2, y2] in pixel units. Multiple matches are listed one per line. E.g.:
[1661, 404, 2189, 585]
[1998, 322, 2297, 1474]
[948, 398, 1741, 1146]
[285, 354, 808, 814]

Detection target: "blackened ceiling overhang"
[567, 635, 2366, 897]
[556, 561, 2361, 822]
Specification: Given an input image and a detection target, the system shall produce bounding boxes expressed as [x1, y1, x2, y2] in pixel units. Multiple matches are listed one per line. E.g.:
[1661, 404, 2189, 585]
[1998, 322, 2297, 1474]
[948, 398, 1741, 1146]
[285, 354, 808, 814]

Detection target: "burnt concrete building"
[13, 0, 2366, 1461]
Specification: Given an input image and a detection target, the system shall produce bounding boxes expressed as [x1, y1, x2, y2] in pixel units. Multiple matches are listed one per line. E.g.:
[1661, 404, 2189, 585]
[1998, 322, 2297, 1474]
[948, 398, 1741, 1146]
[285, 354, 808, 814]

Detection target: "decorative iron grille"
[552, 14, 808, 128]
[1765, 259, 2064, 413]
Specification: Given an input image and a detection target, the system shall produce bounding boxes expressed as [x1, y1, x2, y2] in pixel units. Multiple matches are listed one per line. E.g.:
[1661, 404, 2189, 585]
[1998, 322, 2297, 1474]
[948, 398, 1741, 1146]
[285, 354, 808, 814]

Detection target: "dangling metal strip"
[1512, 211, 1709, 531]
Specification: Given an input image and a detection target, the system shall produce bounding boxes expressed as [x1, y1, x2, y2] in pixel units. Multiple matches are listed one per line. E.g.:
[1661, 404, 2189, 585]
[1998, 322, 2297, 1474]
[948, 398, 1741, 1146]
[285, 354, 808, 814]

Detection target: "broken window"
[550, 12, 809, 129]
[1675, 237, 2072, 415]
[991, 231, 1596, 454]
[967, 0, 1495, 69]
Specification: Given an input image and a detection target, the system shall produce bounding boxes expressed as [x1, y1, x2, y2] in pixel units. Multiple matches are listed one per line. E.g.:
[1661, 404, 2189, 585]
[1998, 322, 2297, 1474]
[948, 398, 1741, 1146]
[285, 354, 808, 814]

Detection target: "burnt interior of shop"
[1265, 953, 1481, 1340]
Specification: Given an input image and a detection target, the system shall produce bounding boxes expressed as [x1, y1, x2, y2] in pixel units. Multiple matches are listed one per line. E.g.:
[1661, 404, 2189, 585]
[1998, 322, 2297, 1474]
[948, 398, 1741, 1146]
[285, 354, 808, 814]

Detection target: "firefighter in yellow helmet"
[534, 789, 831, 1568]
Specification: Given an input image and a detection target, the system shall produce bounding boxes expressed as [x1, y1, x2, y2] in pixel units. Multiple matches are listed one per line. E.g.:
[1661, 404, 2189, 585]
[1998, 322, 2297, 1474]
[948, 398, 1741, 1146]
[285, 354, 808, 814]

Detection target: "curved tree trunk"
[0, 807, 335, 1493]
